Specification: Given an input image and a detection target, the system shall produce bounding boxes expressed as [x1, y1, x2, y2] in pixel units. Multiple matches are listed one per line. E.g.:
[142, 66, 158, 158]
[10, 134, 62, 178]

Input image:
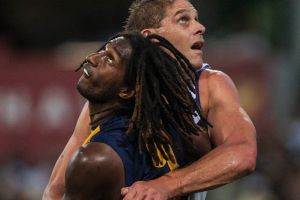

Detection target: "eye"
[178, 16, 190, 24]
[103, 55, 114, 65]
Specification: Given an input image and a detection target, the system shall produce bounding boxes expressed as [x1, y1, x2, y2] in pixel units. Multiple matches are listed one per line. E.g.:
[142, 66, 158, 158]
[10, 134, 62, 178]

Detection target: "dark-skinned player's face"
[77, 37, 132, 103]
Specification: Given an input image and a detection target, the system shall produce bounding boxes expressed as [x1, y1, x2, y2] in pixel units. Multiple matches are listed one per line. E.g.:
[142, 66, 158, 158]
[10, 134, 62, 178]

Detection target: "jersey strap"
[82, 126, 101, 145]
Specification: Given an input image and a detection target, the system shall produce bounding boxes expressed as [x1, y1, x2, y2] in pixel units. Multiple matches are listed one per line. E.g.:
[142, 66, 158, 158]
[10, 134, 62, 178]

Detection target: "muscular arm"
[168, 70, 257, 195]
[63, 142, 125, 200]
[43, 102, 91, 200]
[122, 70, 257, 199]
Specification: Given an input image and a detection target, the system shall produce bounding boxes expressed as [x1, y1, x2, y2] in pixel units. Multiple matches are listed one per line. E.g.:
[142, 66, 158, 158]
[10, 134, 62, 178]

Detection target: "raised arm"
[43, 102, 91, 200]
[63, 142, 125, 200]
[121, 70, 257, 199]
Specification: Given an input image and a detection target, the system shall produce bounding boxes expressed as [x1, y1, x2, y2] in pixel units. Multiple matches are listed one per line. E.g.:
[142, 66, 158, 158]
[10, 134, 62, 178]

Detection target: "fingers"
[122, 186, 138, 200]
[122, 182, 147, 200]
[121, 182, 167, 200]
[121, 187, 129, 196]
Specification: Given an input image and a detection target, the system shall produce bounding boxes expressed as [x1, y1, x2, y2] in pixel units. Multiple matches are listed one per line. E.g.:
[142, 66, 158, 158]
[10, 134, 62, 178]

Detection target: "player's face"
[77, 37, 132, 103]
[152, 0, 205, 69]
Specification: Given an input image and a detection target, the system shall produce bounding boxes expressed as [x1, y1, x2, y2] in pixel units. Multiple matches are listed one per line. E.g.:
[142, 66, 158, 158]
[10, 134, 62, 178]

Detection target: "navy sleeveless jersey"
[87, 114, 196, 186]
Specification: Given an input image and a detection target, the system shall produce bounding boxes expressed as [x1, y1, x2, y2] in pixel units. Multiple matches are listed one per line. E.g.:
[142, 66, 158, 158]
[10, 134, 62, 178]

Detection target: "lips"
[191, 41, 204, 50]
[83, 66, 92, 78]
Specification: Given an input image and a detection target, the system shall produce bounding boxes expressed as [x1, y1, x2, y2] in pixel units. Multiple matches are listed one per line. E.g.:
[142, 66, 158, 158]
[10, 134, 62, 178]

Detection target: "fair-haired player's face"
[77, 37, 132, 103]
[152, 0, 205, 69]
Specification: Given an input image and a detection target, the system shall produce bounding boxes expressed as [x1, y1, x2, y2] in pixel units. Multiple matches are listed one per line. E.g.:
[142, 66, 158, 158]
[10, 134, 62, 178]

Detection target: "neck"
[88, 101, 121, 128]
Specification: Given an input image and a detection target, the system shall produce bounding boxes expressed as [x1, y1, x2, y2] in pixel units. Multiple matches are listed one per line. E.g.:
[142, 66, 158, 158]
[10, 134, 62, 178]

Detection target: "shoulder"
[67, 142, 124, 180]
[64, 143, 125, 197]
[199, 69, 239, 114]
[71, 142, 122, 165]
[200, 69, 235, 87]
[198, 69, 256, 148]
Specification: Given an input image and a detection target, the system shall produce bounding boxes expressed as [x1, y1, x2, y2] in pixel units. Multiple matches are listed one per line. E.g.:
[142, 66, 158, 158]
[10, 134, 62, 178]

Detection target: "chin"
[190, 60, 203, 69]
[76, 82, 87, 98]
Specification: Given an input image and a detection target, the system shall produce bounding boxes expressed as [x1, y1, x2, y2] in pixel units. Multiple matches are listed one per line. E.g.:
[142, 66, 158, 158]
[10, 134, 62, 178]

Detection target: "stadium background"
[0, 0, 299, 199]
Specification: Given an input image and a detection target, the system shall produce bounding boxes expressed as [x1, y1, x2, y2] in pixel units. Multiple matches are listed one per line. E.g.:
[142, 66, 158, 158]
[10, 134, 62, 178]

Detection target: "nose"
[194, 21, 206, 35]
[85, 52, 102, 66]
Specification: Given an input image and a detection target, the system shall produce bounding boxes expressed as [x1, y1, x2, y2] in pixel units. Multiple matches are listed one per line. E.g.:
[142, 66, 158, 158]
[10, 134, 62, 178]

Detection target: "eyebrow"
[174, 8, 198, 17]
[107, 40, 132, 61]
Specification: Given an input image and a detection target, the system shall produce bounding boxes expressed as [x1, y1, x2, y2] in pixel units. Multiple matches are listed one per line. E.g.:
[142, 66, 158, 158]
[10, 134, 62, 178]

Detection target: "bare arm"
[43, 102, 91, 200]
[121, 70, 257, 199]
[63, 142, 125, 200]
[167, 70, 257, 195]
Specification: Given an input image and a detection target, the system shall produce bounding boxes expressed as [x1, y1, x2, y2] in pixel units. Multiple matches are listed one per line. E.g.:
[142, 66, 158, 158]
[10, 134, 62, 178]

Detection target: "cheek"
[161, 31, 189, 51]
[91, 72, 111, 88]
[163, 35, 186, 52]
[100, 73, 124, 87]
[157, 27, 178, 43]
[172, 39, 190, 57]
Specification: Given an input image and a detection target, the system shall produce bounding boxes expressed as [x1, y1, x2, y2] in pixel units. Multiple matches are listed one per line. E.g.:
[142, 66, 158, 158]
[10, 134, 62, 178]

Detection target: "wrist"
[156, 171, 183, 199]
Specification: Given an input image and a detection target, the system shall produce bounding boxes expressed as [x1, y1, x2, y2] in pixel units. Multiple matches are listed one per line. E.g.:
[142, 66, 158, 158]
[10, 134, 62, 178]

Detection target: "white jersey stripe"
[187, 63, 210, 200]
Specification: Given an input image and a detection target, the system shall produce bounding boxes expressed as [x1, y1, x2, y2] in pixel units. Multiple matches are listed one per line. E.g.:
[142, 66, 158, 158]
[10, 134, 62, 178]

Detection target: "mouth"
[191, 41, 204, 51]
[83, 66, 92, 78]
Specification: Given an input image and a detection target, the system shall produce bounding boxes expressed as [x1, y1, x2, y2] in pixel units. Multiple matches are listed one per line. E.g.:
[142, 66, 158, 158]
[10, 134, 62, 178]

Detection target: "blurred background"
[0, 0, 299, 199]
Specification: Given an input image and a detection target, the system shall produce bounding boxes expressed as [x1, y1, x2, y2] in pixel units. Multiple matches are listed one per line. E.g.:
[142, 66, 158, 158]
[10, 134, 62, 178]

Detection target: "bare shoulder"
[199, 68, 256, 145]
[64, 143, 125, 199]
[66, 142, 125, 185]
[199, 69, 239, 114]
[202, 69, 237, 93]
[68, 142, 123, 171]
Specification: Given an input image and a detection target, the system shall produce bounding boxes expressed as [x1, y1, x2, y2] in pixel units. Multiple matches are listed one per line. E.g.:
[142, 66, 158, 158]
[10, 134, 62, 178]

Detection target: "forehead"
[165, 0, 197, 16]
[106, 36, 132, 59]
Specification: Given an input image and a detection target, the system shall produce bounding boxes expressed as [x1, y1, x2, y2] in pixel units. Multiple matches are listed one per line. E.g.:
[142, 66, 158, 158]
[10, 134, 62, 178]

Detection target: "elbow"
[236, 145, 257, 175]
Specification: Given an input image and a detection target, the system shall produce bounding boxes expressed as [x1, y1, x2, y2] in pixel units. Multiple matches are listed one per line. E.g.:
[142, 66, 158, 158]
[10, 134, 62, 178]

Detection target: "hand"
[121, 180, 170, 200]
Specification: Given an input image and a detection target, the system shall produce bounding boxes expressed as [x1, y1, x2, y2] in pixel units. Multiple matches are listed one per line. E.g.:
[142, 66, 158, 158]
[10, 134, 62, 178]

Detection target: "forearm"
[161, 142, 256, 198]
[43, 179, 63, 200]
[43, 137, 81, 200]
[43, 102, 91, 200]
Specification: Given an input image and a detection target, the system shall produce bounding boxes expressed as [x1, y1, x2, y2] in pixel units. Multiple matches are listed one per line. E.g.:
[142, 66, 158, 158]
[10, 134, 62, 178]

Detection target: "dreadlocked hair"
[107, 32, 210, 165]
[77, 32, 210, 165]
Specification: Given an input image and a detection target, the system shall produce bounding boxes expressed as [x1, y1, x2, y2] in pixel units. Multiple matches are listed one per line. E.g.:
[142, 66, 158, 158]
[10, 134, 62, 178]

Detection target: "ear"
[141, 28, 158, 37]
[118, 87, 135, 100]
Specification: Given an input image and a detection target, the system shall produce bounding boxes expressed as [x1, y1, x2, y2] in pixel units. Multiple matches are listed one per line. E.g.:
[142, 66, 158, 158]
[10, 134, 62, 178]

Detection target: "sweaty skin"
[43, 0, 257, 199]
[62, 143, 125, 200]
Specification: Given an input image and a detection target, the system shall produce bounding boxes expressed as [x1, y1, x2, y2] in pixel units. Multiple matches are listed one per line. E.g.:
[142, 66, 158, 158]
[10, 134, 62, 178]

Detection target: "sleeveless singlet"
[85, 114, 197, 187]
